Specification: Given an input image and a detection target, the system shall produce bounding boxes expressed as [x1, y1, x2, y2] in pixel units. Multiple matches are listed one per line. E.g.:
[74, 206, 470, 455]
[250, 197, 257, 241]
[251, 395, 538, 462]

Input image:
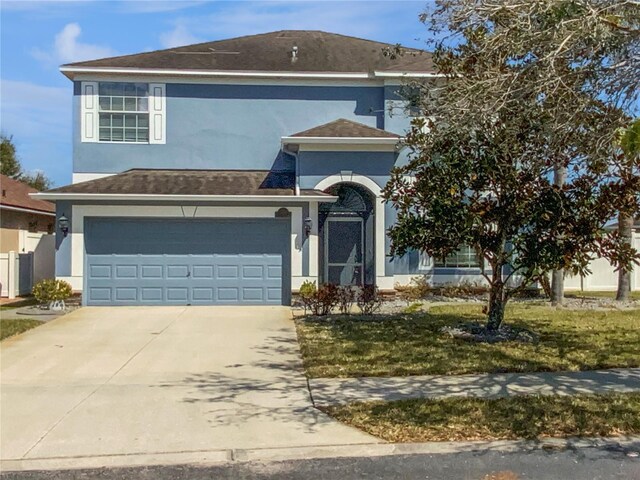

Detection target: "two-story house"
[35, 30, 485, 306]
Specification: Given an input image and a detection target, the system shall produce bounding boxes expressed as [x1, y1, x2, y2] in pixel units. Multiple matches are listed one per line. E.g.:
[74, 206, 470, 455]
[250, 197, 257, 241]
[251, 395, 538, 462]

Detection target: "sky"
[0, 0, 432, 187]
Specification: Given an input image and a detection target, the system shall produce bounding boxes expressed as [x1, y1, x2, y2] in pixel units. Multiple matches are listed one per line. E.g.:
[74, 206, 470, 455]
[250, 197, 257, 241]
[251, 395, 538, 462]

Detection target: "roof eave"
[282, 136, 403, 145]
[60, 66, 440, 80]
[31, 193, 338, 202]
[0, 204, 56, 216]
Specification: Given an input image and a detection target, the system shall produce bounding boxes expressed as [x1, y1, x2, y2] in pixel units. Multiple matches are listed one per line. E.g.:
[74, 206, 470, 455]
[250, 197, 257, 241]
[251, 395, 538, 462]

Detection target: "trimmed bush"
[356, 284, 383, 315]
[299, 280, 317, 314]
[337, 285, 356, 314]
[32, 279, 72, 307]
[299, 282, 340, 316]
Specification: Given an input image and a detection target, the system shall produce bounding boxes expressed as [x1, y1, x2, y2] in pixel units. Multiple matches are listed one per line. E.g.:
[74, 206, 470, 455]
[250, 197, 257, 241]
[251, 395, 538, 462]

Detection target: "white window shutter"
[81, 81, 99, 142]
[148, 83, 166, 144]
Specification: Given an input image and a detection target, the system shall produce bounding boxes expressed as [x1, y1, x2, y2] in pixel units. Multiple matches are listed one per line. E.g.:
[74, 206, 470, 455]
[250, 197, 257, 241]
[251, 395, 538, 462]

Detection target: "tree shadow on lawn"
[153, 328, 342, 433]
[344, 392, 640, 441]
[297, 308, 640, 377]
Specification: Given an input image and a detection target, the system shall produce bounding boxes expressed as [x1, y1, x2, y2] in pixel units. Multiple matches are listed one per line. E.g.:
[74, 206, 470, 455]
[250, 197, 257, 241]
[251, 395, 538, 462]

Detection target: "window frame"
[434, 245, 482, 269]
[97, 82, 150, 144]
[78, 77, 167, 145]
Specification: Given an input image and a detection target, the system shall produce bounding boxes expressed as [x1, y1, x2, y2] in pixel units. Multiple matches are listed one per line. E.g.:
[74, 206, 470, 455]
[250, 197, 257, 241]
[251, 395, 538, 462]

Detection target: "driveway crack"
[20, 307, 188, 459]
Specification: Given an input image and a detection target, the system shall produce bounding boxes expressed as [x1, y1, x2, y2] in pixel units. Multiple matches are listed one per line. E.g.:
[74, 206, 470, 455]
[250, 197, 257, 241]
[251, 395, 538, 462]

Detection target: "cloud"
[160, 23, 202, 48]
[0, 79, 72, 184]
[31, 22, 117, 66]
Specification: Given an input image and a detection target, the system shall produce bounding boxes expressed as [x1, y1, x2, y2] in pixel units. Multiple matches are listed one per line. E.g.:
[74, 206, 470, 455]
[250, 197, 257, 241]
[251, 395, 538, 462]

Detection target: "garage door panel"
[85, 218, 289, 306]
[115, 265, 137, 279]
[141, 265, 163, 279]
[141, 287, 163, 302]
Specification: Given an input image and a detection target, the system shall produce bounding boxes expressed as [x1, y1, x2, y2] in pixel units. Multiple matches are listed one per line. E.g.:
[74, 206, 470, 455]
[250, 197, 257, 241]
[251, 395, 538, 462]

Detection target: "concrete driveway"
[1, 306, 372, 470]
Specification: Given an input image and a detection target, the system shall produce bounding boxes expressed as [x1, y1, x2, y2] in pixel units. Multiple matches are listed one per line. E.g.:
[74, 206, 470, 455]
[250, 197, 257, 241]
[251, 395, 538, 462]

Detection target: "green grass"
[565, 290, 640, 300]
[322, 393, 640, 442]
[0, 318, 43, 341]
[296, 304, 640, 377]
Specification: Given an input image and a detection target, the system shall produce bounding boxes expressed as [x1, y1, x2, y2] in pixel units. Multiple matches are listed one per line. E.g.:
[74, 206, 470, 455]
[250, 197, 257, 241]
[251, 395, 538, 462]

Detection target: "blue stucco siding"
[73, 82, 385, 173]
[297, 151, 397, 191]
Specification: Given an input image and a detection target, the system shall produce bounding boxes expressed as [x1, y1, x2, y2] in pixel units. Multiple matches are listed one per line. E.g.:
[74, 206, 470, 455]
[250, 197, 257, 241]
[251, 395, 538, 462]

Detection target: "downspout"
[282, 143, 300, 196]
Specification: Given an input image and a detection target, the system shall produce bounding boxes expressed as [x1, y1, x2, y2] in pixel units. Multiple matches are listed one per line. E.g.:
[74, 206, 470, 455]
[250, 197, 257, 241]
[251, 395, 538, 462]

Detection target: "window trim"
[97, 82, 150, 144]
[433, 245, 482, 269]
[80, 81, 166, 144]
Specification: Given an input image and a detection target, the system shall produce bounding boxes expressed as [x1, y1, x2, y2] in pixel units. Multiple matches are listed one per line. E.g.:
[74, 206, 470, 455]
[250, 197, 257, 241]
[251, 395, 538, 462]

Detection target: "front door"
[324, 217, 364, 285]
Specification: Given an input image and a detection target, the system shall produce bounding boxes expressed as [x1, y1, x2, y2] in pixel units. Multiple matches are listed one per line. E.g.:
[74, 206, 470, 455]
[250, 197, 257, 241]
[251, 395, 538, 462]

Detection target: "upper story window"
[435, 245, 481, 269]
[98, 83, 149, 143]
[81, 81, 165, 144]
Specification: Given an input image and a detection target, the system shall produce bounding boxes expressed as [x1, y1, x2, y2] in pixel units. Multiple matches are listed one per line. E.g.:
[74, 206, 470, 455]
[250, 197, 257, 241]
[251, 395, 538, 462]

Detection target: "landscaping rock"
[440, 322, 540, 344]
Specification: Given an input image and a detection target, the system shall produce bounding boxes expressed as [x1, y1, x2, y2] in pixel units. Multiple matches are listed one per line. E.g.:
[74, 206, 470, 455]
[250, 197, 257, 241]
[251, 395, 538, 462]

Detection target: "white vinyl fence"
[565, 232, 640, 292]
[0, 233, 55, 298]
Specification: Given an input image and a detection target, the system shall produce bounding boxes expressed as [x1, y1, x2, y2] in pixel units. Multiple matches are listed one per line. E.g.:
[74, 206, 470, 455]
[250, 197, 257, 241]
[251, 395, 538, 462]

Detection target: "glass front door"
[324, 217, 364, 285]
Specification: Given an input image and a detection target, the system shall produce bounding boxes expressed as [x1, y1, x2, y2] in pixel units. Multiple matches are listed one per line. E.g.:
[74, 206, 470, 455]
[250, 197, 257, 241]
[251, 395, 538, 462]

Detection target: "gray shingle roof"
[290, 119, 400, 138]
[46, 169, 330, 197]
[62, 30, 434, 74]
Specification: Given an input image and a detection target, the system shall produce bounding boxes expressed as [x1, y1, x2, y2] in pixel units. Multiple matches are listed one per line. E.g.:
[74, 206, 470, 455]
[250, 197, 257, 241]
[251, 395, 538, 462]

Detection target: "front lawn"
[296, 304, 640, 377]
[0, 318, 43, 341]
[322, 393, 640, 442]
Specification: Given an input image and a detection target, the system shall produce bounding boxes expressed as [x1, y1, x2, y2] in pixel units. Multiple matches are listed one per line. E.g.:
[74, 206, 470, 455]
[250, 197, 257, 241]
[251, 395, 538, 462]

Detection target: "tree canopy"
[0, 134, 52, 191]
[384, 0, 640, 329]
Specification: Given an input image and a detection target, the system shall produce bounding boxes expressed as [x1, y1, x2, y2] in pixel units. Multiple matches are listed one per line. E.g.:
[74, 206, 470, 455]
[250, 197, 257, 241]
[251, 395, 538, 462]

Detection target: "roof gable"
[289, 119, 400, 138]
[62, 30, 434, 75]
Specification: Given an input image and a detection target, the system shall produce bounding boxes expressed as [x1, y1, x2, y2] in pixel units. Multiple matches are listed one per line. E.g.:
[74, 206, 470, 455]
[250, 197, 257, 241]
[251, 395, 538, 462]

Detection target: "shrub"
[313, 283, 339, 316]
[300, 282, 339, 316]
[32, 279, 72, 306]
[356, 284, 383, 315]
[299, 280, 317, 314]
[336, 285, 356, 314]
[435, 281, 488, 298]
[396, 276, 431, 303]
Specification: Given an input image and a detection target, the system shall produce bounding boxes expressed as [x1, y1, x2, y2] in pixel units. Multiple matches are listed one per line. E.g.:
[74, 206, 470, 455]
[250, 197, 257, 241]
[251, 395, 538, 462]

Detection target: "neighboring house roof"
[289, 119, 401, 138]
[0, 174, 55, 215]
[38, 169, 333, 199]
[60, 30, 435, 77]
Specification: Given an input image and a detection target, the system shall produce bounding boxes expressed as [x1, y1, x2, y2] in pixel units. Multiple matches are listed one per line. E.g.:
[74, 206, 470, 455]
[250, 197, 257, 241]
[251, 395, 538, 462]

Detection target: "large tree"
[384, 0, 640, 330]
[0, 134, 52, 191]
[1, 134, 21, 178]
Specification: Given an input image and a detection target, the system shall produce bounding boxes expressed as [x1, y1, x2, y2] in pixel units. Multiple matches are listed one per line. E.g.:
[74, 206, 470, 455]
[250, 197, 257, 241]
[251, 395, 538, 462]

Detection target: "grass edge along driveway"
[296, 304, 640, 378]
[0, 318, 43, 341]
[320, 393, 640, 442]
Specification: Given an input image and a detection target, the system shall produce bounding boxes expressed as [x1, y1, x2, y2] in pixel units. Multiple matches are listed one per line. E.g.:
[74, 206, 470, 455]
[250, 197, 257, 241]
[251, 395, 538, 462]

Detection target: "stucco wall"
[73, 82, 387, 173]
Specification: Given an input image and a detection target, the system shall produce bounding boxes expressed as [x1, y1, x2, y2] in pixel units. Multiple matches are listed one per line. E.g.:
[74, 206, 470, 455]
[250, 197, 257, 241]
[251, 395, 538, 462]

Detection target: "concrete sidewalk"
[309, 368, 640, 406]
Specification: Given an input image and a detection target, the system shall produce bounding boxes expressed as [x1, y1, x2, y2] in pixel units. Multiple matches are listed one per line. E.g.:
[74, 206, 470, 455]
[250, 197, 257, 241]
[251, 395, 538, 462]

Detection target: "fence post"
[7, 251, 17, 299]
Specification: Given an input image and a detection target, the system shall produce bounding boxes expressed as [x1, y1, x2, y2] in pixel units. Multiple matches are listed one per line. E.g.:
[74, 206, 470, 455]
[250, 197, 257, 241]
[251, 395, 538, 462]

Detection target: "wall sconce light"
[58, 214, 69, 237]
[304, 217, 313, 236]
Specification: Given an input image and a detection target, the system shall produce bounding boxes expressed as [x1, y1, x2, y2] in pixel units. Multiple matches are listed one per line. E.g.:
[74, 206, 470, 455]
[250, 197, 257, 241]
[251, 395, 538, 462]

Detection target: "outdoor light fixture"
[304, 217, 313, 236]
[58, 214, 69, 237]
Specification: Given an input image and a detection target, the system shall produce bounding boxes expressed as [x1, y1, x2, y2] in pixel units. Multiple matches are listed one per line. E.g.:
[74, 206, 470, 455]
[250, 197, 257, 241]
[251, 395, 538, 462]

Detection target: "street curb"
[2, 436, 638, 472]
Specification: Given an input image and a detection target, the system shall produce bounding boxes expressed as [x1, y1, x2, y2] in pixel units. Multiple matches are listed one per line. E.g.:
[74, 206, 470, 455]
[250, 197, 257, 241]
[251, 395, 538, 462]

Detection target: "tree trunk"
[616, 212, 633, 302]
[551, 269, 564, 306]
[551, 163, 567, 306]
[487, 281, 506, 332]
